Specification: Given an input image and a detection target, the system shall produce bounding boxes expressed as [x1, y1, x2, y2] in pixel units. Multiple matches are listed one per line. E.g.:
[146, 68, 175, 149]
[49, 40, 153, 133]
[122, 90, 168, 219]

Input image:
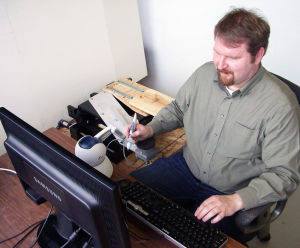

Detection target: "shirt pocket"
[219, 120, 259, 159]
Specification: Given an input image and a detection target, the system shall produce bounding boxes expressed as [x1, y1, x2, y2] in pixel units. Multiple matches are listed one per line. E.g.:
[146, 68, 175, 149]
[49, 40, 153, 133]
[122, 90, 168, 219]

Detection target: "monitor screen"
[0, 107, 131, 248]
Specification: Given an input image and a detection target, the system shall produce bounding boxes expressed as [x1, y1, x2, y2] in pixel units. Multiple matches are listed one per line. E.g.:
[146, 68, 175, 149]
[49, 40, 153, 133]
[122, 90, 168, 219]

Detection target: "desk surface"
[0, 127, 245, 248]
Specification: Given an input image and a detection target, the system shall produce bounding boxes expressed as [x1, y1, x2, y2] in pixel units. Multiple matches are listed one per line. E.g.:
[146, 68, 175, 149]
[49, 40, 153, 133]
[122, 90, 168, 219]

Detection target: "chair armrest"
[235, 200, 287, 234]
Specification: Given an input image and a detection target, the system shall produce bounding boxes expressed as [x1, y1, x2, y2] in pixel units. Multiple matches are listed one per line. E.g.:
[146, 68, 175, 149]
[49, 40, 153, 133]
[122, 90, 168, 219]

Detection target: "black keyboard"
[118, 179, 228, 248]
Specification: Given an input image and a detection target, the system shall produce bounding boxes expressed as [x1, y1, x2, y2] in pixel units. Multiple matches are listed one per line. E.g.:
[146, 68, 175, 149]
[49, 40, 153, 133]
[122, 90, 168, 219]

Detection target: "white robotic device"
[75, 134, 113, 178]
[75, 91, 130, 178]
[75, 90, 157, 178]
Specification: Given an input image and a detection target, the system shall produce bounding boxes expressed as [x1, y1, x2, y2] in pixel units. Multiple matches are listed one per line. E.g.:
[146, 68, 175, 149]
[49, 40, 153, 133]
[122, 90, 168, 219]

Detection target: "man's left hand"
[194, 193, 244, 224]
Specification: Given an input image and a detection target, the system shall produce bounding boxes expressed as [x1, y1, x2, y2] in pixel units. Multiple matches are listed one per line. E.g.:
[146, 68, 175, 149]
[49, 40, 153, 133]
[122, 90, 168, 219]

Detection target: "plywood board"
[102, 78, 174, 116]
[128, 88, 173, 116]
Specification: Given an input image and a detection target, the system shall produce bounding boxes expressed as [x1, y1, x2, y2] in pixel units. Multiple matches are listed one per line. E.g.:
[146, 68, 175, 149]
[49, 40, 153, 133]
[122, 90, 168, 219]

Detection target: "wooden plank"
[102, 78, 174, 116]
[128, 88, 173, 116]
[128, 97, 164, 117]
[103, 79, 149, 116]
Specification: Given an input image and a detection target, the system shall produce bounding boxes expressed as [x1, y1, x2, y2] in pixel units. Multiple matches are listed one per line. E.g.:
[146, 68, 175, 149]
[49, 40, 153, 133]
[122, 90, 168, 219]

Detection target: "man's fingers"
[194, 205, 203, 217]
[195, 194, 242, 224]
[194, 203, 207, 219]
[131, 131, 142, 141]
[195, 205, 225, 223]
[210, 213, 224, 224]
[194, 196, 225, 223]
[124, 125, 131, 137]
[194, 201, 215, 220]
[201, 207, 219, 222]
[194, 197, 216, 218]
[131, 130, 139, 137]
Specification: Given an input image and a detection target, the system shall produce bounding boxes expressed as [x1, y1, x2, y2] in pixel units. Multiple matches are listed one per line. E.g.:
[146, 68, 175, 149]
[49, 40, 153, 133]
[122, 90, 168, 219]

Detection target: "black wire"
[28, 205, 54, 248]
[0, 220, 43, 244]
[60, 227, 82, 248]
[12, 222, 42, 248]
[82, 236, 92, 248]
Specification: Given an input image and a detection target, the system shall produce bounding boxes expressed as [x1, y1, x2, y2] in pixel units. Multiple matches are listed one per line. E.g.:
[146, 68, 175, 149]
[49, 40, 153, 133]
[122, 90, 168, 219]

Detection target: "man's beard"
[217, 69, 234, 86]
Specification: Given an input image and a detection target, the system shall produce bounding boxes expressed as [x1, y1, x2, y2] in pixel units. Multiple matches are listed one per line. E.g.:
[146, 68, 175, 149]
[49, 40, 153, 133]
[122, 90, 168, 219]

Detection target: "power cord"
[60, 227, 82, 248]
[12, 221, 43, 248]
[1, 204, 82, 248]
[28, 205, 54, 248]
[82, 236, 92, 248]
[0, 220, 43, 245]
[0, 168, 17, 175]
[56, 119, 72, 129]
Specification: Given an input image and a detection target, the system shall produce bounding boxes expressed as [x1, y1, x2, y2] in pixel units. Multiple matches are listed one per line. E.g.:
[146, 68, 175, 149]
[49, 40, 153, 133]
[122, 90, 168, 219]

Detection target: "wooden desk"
[0, 127, 245, 248]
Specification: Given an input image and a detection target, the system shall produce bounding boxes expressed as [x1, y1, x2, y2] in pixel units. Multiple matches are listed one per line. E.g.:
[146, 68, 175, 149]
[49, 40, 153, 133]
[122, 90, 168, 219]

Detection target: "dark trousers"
[131, 152, 245, 242]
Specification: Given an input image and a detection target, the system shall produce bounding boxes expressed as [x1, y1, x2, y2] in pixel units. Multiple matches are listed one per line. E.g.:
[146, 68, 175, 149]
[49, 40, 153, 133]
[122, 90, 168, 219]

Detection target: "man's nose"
[217, 56, 227, 70]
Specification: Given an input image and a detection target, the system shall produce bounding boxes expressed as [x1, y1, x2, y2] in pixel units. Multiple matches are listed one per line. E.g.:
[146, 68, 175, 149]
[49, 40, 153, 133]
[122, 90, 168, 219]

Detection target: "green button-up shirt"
[148, 62, 300, 209]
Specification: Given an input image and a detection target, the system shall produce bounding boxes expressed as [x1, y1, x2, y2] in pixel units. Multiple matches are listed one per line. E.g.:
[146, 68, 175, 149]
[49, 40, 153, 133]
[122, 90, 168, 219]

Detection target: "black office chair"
[235, 73, 300, 243]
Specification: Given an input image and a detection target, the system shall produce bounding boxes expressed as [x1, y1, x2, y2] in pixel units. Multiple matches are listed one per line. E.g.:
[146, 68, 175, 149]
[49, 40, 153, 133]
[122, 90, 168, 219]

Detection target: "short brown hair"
[214, 8, 270, 58]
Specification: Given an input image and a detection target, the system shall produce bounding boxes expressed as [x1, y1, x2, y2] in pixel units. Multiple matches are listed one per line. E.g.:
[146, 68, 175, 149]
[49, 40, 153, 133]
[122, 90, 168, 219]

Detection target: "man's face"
[213, 36, 260, 88]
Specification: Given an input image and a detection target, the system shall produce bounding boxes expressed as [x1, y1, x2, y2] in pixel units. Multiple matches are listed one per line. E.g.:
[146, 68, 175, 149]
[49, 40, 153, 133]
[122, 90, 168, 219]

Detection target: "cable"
[12, 221, 43, 248]
[0, 168, 17, 175]
[56, 119, 72, 129]
[122, 144, 137, 165]
[28, 205, 54, 248]
[0, 220, 43, 244]
[106, 138, 118, 150]
[60, 227, 82, 248]
[107, 136, 137, 165]
[82, 236, 92, 248]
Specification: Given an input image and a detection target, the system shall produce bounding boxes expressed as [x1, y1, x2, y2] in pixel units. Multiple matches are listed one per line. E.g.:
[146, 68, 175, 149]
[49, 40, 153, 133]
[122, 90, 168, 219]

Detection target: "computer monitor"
[0, 107, 131, 248]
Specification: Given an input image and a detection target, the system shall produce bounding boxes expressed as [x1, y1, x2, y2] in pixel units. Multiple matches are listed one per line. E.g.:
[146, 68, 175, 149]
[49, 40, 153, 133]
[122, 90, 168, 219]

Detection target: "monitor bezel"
[0, 107, 131, 248]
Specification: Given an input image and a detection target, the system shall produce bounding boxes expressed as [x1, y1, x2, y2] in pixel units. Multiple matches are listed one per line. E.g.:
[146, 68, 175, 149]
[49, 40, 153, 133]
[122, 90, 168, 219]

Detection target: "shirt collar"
[213, 65, 265, 97]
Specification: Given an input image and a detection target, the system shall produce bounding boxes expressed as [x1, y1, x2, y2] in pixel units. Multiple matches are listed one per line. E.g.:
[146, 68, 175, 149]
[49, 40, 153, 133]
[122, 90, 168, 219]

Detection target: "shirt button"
[214, 133, 218, 137]
[220, 114, 225, 118]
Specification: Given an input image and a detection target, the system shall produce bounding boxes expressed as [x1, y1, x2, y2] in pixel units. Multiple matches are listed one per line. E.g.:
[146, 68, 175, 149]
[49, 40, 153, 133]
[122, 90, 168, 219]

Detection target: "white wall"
[138, 0, 300, 97]
[0, 0, 146, 155]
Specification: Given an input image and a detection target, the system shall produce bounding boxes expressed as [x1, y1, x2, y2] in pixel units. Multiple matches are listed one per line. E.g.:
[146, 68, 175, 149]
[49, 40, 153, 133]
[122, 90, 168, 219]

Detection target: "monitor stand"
[37, 211, 93, 248]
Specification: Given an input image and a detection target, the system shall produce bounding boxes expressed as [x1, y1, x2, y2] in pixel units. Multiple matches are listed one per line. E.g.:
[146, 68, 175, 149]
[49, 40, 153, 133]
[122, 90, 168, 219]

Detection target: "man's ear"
[254, 47, 265, 65]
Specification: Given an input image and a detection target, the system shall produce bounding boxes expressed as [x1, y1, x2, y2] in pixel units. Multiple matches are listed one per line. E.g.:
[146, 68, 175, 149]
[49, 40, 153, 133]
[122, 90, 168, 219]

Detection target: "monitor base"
[37, 214, 92, 248]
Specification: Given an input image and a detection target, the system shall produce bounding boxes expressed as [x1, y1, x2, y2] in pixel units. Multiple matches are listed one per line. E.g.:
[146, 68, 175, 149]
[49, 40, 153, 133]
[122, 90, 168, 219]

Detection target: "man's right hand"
[124, 124, 154, 142]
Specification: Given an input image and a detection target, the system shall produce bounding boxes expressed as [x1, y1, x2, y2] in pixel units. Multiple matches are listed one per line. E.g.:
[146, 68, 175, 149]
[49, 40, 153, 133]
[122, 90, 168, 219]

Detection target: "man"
[125, 8, 300, 241]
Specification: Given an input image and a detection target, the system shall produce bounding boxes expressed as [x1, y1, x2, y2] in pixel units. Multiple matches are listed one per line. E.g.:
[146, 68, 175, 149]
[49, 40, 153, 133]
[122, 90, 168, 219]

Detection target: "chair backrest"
[272, 73, 300, 105]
